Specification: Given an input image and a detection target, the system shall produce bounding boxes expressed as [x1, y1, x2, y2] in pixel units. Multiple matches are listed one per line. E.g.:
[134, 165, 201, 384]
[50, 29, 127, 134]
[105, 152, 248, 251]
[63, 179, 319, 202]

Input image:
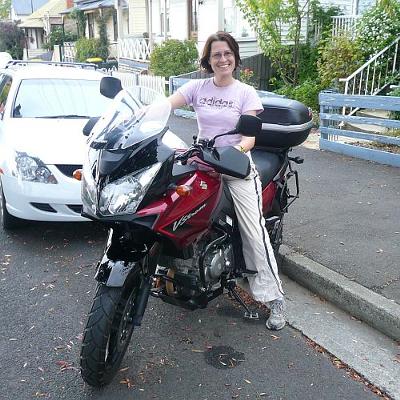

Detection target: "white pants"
[223, 164, 284, 304]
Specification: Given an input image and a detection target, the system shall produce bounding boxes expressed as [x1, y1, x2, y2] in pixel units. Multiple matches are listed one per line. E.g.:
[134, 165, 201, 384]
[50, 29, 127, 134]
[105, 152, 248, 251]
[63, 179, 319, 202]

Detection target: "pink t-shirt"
[177, 78, 263, 147]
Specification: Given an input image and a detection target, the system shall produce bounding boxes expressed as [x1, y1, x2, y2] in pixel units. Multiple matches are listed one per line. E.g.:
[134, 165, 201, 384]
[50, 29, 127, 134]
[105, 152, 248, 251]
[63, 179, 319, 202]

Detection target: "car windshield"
[88, 87, 171, 150]
[12, 78, 113, 118]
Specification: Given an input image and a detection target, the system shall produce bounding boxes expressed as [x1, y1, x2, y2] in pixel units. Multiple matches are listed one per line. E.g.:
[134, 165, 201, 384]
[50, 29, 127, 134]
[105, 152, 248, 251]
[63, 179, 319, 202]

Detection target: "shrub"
[356, 0, 400, 58]
[239, 68, 257, 88]
[317, 35, 363, 88]
[75, 37, 101, 62]
[44, 27, 77, 50]
[0, 21, 24, 59]
[149, 39, 198, 78]
[277, 79, 323, 111]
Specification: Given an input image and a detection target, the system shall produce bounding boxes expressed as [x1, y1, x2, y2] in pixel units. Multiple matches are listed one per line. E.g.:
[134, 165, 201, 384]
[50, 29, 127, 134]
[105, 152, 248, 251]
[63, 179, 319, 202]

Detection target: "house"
[66, 0, 129, 58]
[19, 0, 71, 51]
[11, 0, 49, 22]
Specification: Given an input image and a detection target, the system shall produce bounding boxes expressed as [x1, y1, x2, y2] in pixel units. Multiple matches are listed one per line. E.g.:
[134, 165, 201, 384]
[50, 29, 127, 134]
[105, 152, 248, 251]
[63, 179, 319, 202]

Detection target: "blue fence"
[319, 93, 400, 167]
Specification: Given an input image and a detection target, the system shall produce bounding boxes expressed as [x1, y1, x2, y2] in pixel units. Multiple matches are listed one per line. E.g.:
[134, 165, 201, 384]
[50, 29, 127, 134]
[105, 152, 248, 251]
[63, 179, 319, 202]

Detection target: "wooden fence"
[169, 53, 273, 94]
[319, 92, 400, 167]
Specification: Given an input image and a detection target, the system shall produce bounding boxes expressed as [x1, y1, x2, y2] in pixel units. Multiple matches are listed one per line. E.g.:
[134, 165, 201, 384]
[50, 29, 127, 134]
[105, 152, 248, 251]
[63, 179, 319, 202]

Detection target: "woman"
[168, 32, 285, 330]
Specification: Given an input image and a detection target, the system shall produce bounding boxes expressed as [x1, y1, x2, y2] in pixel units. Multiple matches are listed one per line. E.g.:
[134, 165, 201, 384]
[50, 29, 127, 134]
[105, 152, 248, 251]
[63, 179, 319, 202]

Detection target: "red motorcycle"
[79, 77, 312, 386]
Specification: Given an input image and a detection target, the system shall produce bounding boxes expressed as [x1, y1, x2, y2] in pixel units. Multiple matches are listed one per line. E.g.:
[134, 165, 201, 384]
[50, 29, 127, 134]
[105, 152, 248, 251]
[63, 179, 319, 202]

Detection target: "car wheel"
[0, 179, 23, 230]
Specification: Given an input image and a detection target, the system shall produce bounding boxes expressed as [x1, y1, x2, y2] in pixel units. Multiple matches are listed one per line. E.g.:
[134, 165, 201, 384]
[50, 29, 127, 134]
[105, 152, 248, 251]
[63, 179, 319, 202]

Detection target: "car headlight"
[98, 162, 162, 216]
[14, 153, 57, 184]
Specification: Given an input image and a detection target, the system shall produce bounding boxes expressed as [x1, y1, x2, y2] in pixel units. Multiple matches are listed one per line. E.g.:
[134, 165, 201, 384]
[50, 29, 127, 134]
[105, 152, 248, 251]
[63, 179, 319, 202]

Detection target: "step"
[344, 121, 388, 135]
[356, 109, 390, 119]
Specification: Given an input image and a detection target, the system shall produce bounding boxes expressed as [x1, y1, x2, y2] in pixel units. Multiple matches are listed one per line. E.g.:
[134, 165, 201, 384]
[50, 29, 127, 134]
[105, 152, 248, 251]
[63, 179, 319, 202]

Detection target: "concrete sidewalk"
[168, 115, 400, 340]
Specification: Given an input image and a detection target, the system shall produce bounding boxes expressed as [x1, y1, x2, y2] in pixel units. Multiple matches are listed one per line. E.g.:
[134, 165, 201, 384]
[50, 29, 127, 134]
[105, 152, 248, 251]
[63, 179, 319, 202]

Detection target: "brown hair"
[200, 32, 241, 74]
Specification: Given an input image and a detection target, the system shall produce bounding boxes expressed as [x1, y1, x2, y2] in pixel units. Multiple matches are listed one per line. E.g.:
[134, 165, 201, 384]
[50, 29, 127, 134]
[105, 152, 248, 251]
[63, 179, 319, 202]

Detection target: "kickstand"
[227, 281, 259, 320]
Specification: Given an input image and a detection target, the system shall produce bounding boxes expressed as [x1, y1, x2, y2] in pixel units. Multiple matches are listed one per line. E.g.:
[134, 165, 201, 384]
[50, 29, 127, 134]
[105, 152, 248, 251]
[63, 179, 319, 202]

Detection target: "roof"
[19, 0, 66, 28]
[11, 0, 48, 16]
[2, 62, 107, 81]
[74, 0, 125, 11]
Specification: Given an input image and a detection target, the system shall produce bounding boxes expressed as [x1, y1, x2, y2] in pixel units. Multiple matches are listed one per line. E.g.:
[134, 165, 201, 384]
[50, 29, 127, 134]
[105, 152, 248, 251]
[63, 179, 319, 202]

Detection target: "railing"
[340, 36, 400, 113]
[331, 15, 360, 38]
[118, 37, 152, 62]
[62, 42, 76, 62]
[319, 92, 400, 167]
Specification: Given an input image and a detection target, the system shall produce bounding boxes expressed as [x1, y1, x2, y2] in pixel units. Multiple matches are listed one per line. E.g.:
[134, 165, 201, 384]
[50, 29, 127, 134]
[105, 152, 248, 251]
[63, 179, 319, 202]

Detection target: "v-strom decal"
[172, 203, 207, 232]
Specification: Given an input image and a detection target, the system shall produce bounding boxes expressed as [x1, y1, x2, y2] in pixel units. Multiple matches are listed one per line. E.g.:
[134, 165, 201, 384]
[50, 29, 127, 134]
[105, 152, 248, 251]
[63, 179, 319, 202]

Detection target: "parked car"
[0, 61, 113, 229]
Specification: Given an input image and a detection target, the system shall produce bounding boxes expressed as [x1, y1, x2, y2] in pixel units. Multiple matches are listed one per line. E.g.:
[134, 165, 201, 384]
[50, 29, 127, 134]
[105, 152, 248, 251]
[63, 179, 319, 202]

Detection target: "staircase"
[340, 36, 400, 100]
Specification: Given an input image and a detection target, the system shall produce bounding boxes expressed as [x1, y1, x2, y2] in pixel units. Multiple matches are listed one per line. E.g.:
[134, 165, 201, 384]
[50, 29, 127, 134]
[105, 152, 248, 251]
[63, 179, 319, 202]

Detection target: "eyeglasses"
[210, 50, 234, 60]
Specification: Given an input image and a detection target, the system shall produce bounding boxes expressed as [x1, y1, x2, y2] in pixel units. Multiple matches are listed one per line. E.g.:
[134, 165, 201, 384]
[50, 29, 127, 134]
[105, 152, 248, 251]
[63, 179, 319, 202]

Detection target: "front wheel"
[0, 180, 23, 230]
[80, 272, 141, 387]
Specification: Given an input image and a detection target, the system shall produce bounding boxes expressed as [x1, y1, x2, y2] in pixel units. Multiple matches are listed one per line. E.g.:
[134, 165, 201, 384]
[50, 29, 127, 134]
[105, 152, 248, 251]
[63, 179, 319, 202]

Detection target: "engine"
[157, 233, 235, 298]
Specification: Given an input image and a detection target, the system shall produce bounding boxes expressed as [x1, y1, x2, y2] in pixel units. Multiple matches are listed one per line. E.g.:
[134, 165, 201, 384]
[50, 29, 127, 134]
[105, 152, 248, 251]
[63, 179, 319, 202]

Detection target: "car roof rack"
[4, 60, 98, 70]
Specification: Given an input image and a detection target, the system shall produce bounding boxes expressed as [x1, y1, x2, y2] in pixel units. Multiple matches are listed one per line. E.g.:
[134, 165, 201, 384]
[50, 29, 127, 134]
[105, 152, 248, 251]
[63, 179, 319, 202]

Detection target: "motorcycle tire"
[80, 271, 141, 387]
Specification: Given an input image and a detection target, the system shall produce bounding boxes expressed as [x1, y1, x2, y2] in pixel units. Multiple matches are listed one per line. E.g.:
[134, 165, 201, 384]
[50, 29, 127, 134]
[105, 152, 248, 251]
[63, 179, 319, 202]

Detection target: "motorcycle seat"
[251, 149, 283, 188]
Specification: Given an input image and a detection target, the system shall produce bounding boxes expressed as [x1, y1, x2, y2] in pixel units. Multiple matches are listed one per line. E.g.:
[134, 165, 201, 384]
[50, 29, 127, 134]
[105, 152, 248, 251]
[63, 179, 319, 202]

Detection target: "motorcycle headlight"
[14, 153, 57, 184]
[98, 162, 162, 216]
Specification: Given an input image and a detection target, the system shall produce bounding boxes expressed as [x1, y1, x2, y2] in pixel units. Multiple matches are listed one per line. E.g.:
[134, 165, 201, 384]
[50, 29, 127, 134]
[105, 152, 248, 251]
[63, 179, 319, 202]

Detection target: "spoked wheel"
[0, 180, 23, 230]
[80, 271, 141, 387]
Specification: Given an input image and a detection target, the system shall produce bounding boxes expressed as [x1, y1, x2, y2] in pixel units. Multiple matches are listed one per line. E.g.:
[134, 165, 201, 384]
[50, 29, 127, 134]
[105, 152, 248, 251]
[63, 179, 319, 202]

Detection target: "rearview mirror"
[83, 116, 100, 136]
[100, 76, 122, 99]
[236, 114, 262, 137]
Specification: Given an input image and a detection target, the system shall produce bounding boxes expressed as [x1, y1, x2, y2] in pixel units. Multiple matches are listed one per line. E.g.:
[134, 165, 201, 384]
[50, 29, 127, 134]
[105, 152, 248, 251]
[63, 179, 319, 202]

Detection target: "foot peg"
[237, 269, 258, 278]
[226, 281, 259, 320]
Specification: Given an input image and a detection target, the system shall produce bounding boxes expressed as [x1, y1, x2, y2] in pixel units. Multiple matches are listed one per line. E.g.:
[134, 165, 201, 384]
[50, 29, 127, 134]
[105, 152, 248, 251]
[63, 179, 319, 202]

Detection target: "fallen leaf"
[270, 335, 280, 340]
[191, 349, 204, 353]
[119, 367, 129, 372]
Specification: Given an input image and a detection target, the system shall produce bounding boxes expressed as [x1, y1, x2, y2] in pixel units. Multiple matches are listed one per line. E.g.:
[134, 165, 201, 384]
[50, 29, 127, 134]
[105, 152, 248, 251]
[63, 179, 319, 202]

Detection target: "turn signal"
[73, 169, 83, 181]
[175, 185, 192, 196]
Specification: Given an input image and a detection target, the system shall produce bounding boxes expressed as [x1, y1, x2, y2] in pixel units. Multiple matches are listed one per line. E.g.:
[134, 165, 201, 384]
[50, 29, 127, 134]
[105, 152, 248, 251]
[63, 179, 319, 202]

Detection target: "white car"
[0, 61, 113, 229]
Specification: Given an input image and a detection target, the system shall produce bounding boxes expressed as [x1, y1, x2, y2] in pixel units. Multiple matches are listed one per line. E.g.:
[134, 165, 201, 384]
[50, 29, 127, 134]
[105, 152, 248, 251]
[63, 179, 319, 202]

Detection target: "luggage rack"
[5, 60, 97, 70]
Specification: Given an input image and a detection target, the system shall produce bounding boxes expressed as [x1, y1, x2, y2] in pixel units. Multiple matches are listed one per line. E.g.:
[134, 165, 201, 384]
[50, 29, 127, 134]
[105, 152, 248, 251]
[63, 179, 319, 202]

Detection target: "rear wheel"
[80, 271, 141, 387]
[0, 180, 23, 230]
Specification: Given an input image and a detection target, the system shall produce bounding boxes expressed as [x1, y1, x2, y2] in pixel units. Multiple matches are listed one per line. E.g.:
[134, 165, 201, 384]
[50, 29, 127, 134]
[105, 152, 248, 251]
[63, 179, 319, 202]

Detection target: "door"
[188, 0, 198, 40]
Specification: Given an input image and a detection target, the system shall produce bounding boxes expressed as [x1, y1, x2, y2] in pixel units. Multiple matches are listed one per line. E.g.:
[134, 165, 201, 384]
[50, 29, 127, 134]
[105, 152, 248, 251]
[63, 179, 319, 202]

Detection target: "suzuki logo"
[172, 203, 207, 232]
[200, 181, 207, 190]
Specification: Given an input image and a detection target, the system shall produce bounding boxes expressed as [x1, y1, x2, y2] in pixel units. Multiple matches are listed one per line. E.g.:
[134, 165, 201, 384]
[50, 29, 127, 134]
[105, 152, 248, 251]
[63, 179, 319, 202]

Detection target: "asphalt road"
[1, 222, 380, 400]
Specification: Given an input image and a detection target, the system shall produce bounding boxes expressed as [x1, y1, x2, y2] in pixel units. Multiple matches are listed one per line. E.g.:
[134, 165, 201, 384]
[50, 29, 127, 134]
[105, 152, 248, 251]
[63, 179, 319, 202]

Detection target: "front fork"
[94, 228, 160, 325]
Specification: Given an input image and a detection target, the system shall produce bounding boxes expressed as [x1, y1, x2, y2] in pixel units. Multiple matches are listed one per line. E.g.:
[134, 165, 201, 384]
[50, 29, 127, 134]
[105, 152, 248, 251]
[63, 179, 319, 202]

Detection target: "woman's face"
[209, 40, 236, 78]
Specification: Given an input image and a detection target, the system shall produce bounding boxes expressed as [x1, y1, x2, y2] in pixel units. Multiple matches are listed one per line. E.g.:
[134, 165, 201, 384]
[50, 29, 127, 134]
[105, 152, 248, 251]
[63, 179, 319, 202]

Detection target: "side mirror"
[83, 116, 100, 136]
[236, 114, 262, 137]
[100, 76, 122, 99]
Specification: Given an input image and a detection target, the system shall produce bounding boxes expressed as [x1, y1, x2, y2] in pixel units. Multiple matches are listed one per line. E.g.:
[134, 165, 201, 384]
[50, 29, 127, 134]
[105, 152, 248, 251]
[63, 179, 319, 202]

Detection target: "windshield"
[88, 87, 171, 150]
[12, 78, 113, 118]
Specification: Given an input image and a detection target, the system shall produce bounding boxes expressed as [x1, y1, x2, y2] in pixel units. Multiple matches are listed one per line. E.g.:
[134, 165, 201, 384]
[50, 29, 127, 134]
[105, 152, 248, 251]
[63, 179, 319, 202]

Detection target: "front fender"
[95, 254, 141, 287]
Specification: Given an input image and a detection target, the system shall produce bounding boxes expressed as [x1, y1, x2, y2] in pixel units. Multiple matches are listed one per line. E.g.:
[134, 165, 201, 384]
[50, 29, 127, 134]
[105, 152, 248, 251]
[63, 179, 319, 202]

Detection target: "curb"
[279, 245, 400, 341]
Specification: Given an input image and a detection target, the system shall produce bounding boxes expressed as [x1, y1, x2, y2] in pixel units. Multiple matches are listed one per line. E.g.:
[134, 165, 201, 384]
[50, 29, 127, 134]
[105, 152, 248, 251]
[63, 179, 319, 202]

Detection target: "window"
[87, 13, 95, 38]
[12, 79, 113, 119]
[223, 0, 254, 39]
[0, 75, 13, 117]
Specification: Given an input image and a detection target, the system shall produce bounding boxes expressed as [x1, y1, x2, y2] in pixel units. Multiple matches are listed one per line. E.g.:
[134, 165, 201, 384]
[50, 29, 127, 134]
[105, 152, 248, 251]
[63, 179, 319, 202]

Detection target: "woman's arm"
[168, 92, 187, 111]
[234, 110, 257, 153]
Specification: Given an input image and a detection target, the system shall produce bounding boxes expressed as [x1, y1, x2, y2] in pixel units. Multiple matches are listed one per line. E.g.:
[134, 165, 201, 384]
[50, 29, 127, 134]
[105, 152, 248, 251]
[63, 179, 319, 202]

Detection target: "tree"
[236, 0, 318, 86]
[0, 0, 11, 20]
[0, 21, 24, 59]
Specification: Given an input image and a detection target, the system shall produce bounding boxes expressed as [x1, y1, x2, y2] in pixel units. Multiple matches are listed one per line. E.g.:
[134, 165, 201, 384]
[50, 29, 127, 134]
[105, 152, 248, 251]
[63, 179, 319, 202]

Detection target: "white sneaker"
[266, 298, 286, 330]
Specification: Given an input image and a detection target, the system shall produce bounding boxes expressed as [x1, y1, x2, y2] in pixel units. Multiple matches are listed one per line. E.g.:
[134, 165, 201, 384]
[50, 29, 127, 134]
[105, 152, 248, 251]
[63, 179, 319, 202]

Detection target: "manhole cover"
[204, 345, 245, 369]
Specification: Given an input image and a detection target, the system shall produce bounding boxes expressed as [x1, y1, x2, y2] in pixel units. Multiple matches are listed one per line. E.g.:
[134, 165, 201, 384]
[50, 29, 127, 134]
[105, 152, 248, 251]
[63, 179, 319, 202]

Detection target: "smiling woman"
[12, 79, 112, 119]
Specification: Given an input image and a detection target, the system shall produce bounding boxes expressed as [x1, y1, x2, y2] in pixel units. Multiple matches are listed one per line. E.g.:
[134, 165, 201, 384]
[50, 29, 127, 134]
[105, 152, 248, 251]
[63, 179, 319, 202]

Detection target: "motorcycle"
[78, 77, 312, 387]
